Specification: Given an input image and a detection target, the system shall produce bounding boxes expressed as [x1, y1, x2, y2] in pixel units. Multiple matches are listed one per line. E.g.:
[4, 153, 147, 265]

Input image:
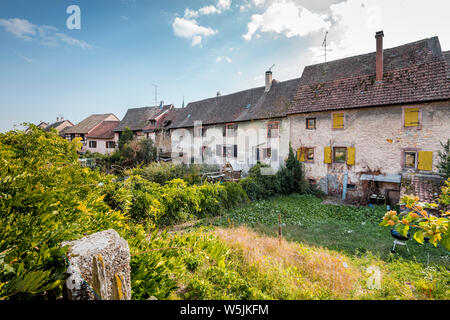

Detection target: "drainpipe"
[342, 171, 348, 201]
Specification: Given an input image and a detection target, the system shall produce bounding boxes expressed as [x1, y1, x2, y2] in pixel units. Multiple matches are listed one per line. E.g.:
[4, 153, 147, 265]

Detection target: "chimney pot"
[265, 71, 273, 92]
[375, 30, 384, 82]
[216, 91, 221, 97]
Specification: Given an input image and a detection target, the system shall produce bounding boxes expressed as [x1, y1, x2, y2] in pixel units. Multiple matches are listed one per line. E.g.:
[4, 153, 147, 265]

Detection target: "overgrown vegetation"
[438, 139, 450, 179]
[1, 126, 448, 300]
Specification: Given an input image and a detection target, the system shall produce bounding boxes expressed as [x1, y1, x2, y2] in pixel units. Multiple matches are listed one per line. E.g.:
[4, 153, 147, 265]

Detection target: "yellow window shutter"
[299, 148, 305, 162]
[347, 147, 355, 165]
[405, 108, 419, 127]
[333, 113, 344, 129]
[418, 151, 433, 171]
[297, 148, 302, 161]
[324, 147, 332, 164]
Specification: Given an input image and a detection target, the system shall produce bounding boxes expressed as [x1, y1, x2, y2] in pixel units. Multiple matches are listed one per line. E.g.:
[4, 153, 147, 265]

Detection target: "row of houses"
[41, 31, 450, 204]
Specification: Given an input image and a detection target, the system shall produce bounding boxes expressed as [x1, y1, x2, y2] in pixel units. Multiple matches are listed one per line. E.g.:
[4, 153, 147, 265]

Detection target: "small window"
[347, 184, 356, 190]
[222, 145, 237, 158]
[333, 147, 347, 163]
[267, 122, 279, 138]
[404, 151, 417, 169]
[306, 118, 316, 129]
[89, 141, 97, 148]
[306, 148, 314, 161]
[332, 113, 345, 129]
[263, 148, 271, 159]
[106, 141, 116, 149]
[226, 123, 237, 137]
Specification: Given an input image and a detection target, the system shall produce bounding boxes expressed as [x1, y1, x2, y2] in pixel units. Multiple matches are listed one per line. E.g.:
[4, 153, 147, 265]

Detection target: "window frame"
[89, 140, 97, 149]
[306, 118, 316, 130]
[333, 147, 347, 163]
[106, 141, 116, 149]
[305, 147, 315, 163]
[225, 123, 237, 137]
[267, 121, 279, 138]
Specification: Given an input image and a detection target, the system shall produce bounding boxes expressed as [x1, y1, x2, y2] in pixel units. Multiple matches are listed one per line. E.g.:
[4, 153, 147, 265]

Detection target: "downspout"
[342, 171, 348, 201]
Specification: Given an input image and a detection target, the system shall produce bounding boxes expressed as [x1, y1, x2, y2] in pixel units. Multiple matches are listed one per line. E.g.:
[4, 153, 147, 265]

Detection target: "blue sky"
[0, 0, 449, 132]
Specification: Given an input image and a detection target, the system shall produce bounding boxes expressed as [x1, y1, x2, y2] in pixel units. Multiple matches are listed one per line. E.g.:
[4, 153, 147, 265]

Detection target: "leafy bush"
[0, 125, 130, 299]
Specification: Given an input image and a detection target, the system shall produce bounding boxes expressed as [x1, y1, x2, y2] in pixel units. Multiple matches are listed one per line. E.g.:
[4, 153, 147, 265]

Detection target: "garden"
[0, 126, 448, 300]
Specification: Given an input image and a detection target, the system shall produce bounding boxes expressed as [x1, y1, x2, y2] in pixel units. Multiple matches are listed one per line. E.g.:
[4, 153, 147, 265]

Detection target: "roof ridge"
[296, 60, 446, 88]
[186, 77, 301, 106]
[304, 37, 435, 70]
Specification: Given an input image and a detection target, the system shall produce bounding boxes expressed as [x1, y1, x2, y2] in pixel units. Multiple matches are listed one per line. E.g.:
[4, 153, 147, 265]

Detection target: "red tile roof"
[288, 37, 450, 115]
[86, 121, 120, 139]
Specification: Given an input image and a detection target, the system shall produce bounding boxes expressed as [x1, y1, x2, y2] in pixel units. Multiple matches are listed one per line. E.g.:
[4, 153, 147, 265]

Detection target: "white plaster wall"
[170, 118, 291, 173]
[85, 138, 118, 155]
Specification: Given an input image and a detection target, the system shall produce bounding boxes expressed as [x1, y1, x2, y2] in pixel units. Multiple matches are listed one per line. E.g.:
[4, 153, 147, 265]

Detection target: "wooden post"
[278, 214, 282, 245]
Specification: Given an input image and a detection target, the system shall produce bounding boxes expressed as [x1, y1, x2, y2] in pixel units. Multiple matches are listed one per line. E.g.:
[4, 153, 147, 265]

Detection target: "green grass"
[209, 194, 449, 269]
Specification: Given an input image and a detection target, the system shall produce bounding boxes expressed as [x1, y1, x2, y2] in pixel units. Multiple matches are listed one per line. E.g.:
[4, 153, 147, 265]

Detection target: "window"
[297, 147, 315, 162]
[332, 113, 345, 129]
[306, 148, 314, 161]
[225, 123, 237, 137]
[333, 147, 347, 163]
[404, 108, 419, 127]
[256, 148, 272, 160]
[404, 151, 417, 169]
[267, 122, 279, 138]
[347, 184, 356, 190]
[88, 141, 97, 148]
[306, 118, 316, 129]
[106, 141, 116, 149]
[221, 145, 237, 158]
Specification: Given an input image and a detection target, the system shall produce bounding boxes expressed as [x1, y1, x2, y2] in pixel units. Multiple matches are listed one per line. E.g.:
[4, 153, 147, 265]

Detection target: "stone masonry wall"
[289, 100, 450, 200]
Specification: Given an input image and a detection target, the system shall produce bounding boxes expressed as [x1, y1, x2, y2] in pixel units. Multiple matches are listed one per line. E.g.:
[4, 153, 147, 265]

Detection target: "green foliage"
[380, 184, 449, 250]
[437, 139, 450, 179]
[0, 125, 130, 299]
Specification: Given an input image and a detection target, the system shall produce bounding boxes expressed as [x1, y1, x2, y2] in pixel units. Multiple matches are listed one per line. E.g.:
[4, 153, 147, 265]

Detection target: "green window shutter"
[347, 147, 355, 165]
[324, 147, 332, 164]
[418, 151, 433, 171]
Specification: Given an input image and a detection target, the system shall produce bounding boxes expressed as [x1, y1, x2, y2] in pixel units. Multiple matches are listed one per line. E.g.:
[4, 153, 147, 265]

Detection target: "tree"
[437, 139, 450, 179]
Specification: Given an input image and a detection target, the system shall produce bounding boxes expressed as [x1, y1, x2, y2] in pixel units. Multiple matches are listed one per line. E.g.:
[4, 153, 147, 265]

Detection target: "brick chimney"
[375, 30, 384, 82]
[265, 70, 273, 92]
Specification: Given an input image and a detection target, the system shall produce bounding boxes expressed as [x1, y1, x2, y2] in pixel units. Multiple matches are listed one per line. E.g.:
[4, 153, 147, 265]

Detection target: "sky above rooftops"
[0, 0, 449, 132]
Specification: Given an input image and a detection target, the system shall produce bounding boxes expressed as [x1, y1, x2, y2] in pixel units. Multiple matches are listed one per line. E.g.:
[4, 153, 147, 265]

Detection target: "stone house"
[168, 72, 300, 172]
[288, 31, 450, 204]
[63, 113, 120, 153]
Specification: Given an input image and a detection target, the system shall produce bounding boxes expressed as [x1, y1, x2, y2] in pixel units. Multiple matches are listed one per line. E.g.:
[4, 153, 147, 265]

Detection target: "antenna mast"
[152, 83, 158, 106]
[320, 31, 333, 63]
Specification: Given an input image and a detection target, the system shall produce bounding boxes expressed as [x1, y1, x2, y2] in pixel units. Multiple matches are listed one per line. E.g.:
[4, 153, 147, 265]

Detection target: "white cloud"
[0, 18, 91, 49]
[199, 5, 220, 15]
[184, 8, 199, 19]
[183, 0, 232, 19]
[18, 54, 32, 64]
[0, 18, 36, 40]
[120, 16, 129, 21]
[243, 1, 331, 41]
[172, 17, 217, 46]
[216, 56, 232, 62]
[307, 0, 450, 63]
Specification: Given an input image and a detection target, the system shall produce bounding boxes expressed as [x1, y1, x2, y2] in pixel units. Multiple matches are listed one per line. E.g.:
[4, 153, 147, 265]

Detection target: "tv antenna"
[152, 83, 158, 106]
[320, 31, 333, 63]
[268, 64, 275, 72]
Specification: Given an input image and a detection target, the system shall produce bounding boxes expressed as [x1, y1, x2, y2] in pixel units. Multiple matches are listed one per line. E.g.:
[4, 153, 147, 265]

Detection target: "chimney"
[375, 30, 384, 82]
[265, 70, 273, 92]
[216, 91, 221, 97]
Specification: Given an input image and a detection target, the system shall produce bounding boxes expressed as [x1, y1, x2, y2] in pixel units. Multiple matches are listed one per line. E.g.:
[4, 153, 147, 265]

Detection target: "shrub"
[239, 177, 266, 201]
